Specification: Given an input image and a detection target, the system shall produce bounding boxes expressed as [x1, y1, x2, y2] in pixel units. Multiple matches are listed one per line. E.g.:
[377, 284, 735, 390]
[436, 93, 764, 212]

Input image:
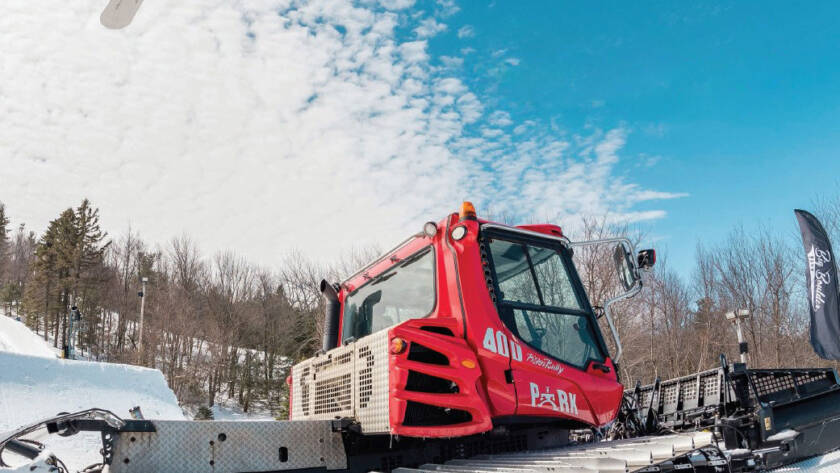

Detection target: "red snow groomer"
[6, 202, 840, 473]
[289, 202, 655, 439]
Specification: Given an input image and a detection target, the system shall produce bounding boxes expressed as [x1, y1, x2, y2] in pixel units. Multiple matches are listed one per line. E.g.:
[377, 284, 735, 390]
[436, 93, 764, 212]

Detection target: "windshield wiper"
[396, 249, 428, 267]
[370, 249, 428, 286]
[370, 271, 397, 286]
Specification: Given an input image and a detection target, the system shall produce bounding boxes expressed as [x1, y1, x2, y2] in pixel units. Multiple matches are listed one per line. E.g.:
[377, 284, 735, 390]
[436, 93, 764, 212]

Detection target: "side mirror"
[613, 244, 637, 291]
[637, 249, 656, 270]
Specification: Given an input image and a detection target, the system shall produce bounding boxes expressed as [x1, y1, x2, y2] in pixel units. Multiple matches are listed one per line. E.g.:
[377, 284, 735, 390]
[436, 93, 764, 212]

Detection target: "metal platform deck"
[392, 432, 715, 473]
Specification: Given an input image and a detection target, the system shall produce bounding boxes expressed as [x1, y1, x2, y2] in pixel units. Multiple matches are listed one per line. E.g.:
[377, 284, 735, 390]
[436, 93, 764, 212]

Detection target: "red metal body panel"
[389, 320, 493, 437]
[336, 212, 623, 437]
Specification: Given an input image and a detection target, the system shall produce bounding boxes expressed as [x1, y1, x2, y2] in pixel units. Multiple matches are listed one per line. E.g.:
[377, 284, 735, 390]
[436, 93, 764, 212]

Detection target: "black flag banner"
[795, 209, 840, 360]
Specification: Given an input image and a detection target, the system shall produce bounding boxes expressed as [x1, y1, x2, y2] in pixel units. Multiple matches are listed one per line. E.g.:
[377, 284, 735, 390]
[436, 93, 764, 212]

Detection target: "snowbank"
[0, 351, 184, 426]
[0, 350, 185, 470]
[0, 315, 58, 358]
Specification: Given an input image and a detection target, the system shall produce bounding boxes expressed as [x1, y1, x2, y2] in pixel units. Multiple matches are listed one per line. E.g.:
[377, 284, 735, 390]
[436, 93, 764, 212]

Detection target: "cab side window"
[341, 248, 435, 343]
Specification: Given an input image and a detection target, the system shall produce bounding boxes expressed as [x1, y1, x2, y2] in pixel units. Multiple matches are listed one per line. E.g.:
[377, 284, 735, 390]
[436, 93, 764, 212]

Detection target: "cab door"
[481, 231, 623, 427]
[507, 317, 622, 427]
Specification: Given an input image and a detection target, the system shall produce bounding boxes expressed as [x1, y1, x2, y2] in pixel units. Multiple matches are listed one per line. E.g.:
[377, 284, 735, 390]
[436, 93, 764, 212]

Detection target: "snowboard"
[100, 0, 144, 29]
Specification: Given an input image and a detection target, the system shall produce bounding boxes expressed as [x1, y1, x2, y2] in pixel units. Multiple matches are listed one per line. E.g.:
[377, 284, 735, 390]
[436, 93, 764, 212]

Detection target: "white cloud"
[513, 120, 535, 135]
[0, 0, 681, 272]
[637, 153, 662, 167]
[436, 0, 460, 17]
[400, 40, 429, 62]
[504, 57, 520, 66]
[456, 93, 483, 123]
[489, 110, 513, 127]
[436, 78, 467, 95]
[414, 17, 446, 38]
[457, 25, 475, 38]
[440, 55, 463, 68]
[379, 0, 416, 10]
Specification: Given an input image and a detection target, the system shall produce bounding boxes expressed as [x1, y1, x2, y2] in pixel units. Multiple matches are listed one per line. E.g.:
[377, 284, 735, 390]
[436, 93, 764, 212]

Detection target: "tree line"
[577, 214, 838, 384]
[0, 199, 366, 417]
[0, 198, 835, 417]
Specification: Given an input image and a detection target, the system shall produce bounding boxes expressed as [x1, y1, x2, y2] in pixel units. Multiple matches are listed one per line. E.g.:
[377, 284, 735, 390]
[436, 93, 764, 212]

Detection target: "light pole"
[138, 277, 149, 355]
[725, 309, 751, 364]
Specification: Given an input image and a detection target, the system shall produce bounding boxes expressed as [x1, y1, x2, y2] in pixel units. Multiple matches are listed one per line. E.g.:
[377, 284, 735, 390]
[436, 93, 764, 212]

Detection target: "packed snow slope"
[0, 315, 184, 470]
[0, 315, 58, 358]
[0, 351, 185, 426]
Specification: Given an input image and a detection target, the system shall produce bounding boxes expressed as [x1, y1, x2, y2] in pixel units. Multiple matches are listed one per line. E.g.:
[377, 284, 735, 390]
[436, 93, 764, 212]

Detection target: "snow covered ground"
[211, 401, 275, 421]
[0, 315, 59, 359]
[0, 315, 185, 471]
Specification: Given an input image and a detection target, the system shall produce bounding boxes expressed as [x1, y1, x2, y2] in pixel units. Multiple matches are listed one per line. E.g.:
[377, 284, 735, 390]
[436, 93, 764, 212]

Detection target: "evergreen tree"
[195, 405, 214, 420]
[0, 203, 11, 315]
[0, 202, 9, 283]
[24, 209, 73, 344]
[69, 200, 110, 354]
[23, 200, 110, 352]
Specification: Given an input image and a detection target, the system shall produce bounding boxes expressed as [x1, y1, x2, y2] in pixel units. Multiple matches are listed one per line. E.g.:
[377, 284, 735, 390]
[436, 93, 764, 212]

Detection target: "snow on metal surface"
[773, 450, 840, 473]
[767, 429, 800, 442]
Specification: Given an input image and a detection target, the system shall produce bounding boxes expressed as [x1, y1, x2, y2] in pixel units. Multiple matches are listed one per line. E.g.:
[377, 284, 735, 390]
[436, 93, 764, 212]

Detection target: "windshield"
[483, 230, 605, 369]
[341, 247, 436, 343]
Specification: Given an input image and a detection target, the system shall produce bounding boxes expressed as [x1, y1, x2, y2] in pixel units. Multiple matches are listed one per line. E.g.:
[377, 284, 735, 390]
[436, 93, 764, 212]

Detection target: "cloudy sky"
[3, 1, 840, 276]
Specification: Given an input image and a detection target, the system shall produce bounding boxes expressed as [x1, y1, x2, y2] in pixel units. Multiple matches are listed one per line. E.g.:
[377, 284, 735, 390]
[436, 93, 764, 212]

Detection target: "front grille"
[314, 373, 353, 415]
[291, 331, 390, 433]
[358, 345, 375, 408]
[405, 371, 458, 394]
[407, 343, 449, 365]
[300, 366, 311, 416]
[403, 401, 472, 426]
[419, 326, 455, 336]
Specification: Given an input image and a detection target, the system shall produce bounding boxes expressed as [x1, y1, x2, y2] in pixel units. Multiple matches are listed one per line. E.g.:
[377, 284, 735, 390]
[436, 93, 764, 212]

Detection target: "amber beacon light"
[459, 201, 477, 221]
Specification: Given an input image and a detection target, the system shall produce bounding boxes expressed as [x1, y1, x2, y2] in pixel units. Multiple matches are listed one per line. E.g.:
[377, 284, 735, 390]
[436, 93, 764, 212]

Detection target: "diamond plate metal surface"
[107, 419, 346, 473]
[291, 331, 390, 434]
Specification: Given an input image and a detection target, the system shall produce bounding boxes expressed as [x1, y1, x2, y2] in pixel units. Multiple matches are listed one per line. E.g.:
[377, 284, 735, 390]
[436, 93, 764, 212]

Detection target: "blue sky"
[2, 0, 838, 281]
[414, 1, 840, 276]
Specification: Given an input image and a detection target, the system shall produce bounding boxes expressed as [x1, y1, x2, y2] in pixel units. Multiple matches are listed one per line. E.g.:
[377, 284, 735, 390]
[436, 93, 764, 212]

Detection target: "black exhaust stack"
[320, 279, 340, 352]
